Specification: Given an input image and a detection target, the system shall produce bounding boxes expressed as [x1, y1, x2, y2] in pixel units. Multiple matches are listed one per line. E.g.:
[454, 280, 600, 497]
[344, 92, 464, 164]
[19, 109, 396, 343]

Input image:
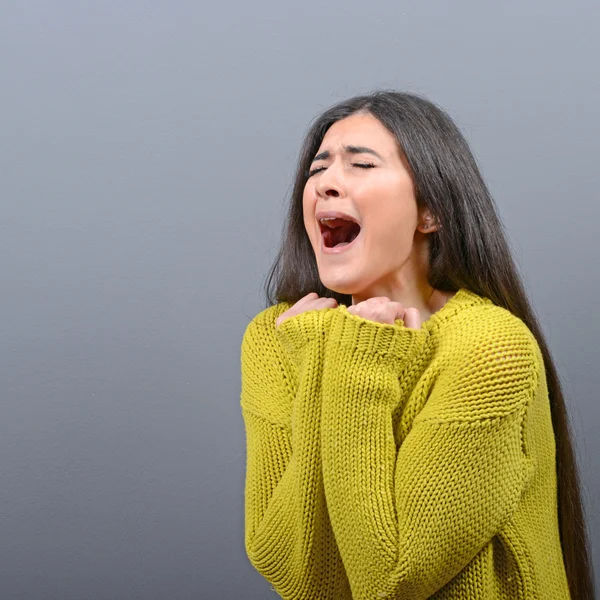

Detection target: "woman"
[240, 90, 594, 599]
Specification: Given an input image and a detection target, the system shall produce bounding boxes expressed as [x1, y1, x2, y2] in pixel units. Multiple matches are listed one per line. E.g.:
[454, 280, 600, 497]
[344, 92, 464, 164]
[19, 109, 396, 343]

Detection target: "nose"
[315, 162, 344, 198]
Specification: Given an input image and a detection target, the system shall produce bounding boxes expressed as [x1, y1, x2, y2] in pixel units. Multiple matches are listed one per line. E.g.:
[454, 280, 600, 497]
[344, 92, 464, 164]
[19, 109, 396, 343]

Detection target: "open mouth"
[319, 217, 362, 249]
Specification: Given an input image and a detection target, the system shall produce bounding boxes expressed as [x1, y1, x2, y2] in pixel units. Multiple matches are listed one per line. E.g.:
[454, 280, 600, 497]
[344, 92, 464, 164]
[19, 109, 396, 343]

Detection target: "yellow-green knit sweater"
[240, 288, 571, 599]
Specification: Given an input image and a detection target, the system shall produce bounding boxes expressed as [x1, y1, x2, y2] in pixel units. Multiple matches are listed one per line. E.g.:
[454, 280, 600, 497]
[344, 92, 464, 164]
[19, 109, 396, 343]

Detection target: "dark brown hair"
[262, 90, 595, 599]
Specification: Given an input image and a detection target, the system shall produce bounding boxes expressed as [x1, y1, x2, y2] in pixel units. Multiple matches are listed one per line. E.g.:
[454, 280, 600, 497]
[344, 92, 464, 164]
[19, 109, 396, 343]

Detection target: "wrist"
[275, 307, 335, 365]
[328, 305, 430, 371]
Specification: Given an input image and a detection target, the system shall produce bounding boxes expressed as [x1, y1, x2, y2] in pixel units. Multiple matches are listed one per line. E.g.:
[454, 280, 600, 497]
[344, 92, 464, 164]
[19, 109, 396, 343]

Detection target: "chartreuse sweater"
[240, 288, 571, 599]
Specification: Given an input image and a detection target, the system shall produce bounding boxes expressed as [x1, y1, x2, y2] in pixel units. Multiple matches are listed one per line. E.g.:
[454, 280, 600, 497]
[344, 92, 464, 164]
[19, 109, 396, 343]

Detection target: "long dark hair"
[262, 90, 595, 599]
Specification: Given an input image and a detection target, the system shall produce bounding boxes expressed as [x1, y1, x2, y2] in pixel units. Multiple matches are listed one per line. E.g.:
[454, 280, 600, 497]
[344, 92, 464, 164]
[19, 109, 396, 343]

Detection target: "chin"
[318, 276, 361, 297]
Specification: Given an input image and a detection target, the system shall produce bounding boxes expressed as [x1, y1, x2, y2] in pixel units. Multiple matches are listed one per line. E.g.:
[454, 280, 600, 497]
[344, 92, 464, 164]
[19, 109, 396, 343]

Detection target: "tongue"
[323, 221, 360, 247]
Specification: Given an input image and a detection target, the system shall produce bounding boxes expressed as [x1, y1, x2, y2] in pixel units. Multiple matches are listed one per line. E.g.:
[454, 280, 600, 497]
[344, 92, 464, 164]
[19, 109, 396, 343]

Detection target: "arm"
[241, 305, 347, 599]
[320, 305, 538, 599]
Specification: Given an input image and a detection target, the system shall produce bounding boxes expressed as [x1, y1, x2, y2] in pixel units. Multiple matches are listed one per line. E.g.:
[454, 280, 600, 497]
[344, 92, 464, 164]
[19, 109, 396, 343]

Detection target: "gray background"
[1, 1, 598, 598]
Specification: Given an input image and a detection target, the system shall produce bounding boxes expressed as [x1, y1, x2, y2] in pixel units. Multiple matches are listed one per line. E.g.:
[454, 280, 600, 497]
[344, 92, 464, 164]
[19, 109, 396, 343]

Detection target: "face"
[303, 112, 430, 304]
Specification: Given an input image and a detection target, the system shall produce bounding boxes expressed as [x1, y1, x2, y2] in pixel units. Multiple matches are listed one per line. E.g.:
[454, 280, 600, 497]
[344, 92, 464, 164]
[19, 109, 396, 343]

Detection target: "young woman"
[240, 90, 594, 599]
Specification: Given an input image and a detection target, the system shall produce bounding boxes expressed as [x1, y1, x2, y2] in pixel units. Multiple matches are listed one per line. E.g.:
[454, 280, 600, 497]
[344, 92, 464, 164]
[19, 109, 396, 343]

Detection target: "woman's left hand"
[346, 296, 422, 330]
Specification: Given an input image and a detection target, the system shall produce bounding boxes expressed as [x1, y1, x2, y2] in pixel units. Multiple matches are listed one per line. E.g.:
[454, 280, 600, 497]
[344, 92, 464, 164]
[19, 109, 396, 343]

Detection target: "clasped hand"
[275, 292, 422, 330]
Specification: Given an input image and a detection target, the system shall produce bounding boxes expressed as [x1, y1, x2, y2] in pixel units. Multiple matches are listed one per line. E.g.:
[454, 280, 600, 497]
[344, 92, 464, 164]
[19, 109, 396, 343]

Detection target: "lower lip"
[320, 229, 362, 254]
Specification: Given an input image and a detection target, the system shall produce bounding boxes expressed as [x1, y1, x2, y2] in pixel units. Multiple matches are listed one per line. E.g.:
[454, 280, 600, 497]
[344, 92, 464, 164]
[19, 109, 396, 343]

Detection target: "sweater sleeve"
[320, 305, 537, 600]
[240, 305, 348, 599]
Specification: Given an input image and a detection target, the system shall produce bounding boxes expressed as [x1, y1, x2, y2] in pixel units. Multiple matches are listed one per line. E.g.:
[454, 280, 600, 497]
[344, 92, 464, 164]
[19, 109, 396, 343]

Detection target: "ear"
[417, 210, 441, 233]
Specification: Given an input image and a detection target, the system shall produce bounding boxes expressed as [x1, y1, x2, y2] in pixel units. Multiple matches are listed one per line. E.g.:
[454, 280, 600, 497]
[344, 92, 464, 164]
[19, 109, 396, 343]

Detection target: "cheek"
[302, 194, 316, 240]
[360, 180, 416, 245]
[362, 178, 414, 219]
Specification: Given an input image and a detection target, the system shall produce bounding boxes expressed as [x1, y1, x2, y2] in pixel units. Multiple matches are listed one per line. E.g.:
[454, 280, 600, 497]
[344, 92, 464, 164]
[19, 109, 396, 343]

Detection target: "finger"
[294, 292, 319, 310]
[313, 297, 337, 307]
[381, 301, 404, 318]
[402, 307, 422, 330]
[300, 292, 319, 304]
[302, 297, 337, 314]
[378, 304, 399, 324]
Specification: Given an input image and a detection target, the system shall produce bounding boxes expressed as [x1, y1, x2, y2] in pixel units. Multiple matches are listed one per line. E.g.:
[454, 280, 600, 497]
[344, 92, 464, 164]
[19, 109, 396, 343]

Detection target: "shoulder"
[242, 302, 291, 346]
[240, 302, 294, 421]
[423, 303, 542, 421]
[243, 302, 290, 333]
[241, 302, 294, 366]
[443, 301, 539, 359]
[242, 301, 291, 345]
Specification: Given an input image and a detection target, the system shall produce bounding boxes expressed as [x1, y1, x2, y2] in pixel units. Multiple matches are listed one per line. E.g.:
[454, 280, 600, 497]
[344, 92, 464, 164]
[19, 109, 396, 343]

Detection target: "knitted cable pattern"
[240, 288, 571, 599]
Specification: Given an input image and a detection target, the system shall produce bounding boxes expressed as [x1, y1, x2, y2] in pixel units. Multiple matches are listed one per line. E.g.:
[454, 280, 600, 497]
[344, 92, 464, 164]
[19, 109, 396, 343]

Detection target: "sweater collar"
[420, 288, 493, 333]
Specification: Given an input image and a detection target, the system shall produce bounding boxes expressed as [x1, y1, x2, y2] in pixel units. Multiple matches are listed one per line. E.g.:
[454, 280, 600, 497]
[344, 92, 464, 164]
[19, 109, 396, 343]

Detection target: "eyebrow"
[311, 145, 384, 163]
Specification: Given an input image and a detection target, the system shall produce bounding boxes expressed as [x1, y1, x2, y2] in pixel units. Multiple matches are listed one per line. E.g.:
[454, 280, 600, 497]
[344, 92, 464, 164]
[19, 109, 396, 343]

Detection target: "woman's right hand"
[275, 292, 338, 329]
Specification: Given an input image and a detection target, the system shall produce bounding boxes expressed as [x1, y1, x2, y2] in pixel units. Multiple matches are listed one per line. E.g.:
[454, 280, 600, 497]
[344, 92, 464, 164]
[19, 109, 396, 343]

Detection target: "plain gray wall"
[1, 1, 598, 598]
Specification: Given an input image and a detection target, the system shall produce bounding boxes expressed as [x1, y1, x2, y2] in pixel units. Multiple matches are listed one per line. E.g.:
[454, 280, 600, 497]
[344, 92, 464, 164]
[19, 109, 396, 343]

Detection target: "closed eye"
[306, 162, 375, 178]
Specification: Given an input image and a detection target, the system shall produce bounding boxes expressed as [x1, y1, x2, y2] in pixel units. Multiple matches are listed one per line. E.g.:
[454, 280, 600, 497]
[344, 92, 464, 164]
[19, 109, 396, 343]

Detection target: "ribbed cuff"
[328, 305, 430, 372]
[274, 307, 335, 366]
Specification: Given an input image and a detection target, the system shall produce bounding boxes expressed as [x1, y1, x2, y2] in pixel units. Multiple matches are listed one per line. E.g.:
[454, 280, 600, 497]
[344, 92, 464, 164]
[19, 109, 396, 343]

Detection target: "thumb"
[400, 307, 422, 330]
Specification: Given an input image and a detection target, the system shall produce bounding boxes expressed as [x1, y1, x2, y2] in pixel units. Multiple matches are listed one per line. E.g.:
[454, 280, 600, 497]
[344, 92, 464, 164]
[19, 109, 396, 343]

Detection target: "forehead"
[318, 113, 397, 153]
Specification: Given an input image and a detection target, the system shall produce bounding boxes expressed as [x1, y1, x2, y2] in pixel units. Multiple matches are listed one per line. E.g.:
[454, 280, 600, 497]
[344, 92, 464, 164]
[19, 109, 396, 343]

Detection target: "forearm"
[319, 307, 533, 599]
[242, 307, 348, 598]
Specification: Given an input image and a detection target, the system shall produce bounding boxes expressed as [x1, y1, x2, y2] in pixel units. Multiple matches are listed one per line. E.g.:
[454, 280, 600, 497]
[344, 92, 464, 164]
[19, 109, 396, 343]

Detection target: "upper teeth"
[320, 216, 352, 226]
